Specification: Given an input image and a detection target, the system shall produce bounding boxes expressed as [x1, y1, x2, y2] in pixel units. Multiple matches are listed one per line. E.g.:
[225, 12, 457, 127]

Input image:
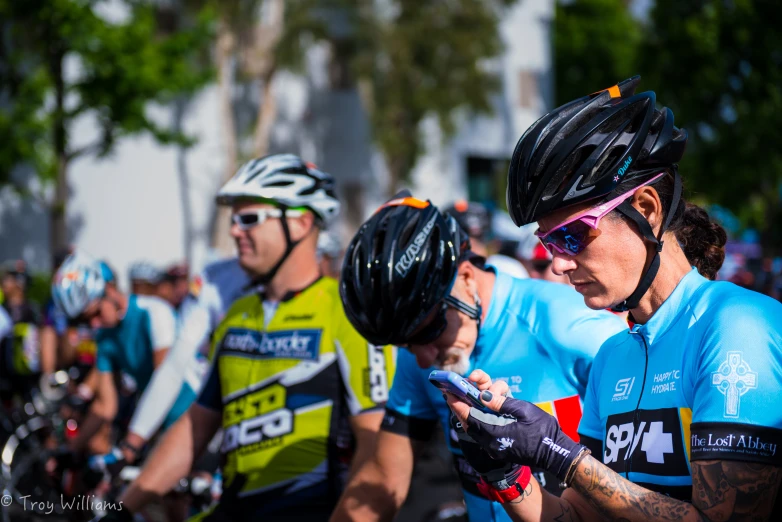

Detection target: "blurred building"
[0, 0, 553, 286]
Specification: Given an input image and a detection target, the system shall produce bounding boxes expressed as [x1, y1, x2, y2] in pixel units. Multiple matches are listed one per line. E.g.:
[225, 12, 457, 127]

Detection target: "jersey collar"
[631, 267, 708, 345]
[259, 276, 323, 303]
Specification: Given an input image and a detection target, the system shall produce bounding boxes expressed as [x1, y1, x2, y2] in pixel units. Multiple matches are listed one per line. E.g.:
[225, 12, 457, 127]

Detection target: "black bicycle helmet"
[340, 191, 473, 346]
[444, 200, 491, 241]
[507, 76, 688, 311]
[508, 76, 687, 225]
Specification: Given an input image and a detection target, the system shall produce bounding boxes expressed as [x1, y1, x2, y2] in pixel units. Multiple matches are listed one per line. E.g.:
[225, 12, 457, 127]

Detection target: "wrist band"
[477, 466, 532, 503]
[560, 448, 590, 489]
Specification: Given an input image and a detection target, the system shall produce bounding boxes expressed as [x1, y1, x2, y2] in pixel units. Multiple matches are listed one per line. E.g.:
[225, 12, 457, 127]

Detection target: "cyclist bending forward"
[52, 252, 186, 462]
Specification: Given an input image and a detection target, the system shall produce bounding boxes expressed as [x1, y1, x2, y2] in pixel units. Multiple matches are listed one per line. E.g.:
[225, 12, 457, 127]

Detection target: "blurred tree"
[161, 0, 215, 265]
[204, 0, 329, 254]
[205, 0, 516, 250]
[554, 0, 642, 105]
[0, 0, 213, 263]
[641, 0, 782, 254]
[346, 0, 515, 194]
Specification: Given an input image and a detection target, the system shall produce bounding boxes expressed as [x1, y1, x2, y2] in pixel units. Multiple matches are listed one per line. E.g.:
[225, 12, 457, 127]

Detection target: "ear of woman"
[630, 186, 664, 235]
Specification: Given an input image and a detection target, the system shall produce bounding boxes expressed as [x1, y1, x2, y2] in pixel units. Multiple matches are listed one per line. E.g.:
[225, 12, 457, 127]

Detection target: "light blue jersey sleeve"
[385, 349, 437, 420]
[578, 354, 604, 441]
[691, 292, 782, 428]
[534, 283, 628, 395]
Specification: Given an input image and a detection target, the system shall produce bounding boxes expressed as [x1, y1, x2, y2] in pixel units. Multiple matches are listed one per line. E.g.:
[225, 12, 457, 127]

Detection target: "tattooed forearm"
[552, 502, 575, 522]
[572, 455, 707, 521]
[569, 456, 782, 522]
[692, 460, 781, 521]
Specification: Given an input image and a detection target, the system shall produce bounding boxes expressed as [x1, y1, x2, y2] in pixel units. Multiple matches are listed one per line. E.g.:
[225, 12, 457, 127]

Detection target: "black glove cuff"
[482, 462, 523, 490]
[546, 437, 587, 482]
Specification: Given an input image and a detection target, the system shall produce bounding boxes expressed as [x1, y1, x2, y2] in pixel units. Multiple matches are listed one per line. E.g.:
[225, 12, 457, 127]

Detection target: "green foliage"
[346, 0, 515, 188]
[27, 272, 53, 308]
[640, 0, 782, 250]
[554, 0, 642, 105]
[274, 0, 331, 73]
[0, 0, 214, 192]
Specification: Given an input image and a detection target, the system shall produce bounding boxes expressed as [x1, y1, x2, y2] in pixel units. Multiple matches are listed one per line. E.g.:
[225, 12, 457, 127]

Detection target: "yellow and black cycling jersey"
[1, 302, 41, 403]
[195, 277, 396, 520]
[1, 302, 41, 376]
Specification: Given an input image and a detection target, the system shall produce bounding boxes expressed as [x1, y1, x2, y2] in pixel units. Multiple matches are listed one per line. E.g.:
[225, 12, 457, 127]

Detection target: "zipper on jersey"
[625, 329, 649, 480]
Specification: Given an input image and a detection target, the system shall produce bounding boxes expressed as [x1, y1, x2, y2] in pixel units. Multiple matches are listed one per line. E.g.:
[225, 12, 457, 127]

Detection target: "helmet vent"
[398, 214, 422, 247]
[543, 145, 594, 199]
[265, 180, 294, 188]
[588, 146, 626, 185]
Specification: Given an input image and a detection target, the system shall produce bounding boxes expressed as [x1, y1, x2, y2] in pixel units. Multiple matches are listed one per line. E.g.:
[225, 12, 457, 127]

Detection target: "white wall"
[65, 87, 225, 289]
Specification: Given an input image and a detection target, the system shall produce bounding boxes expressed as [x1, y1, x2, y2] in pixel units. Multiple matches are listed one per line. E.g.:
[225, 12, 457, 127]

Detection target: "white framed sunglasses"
[231, 208, 305, 230]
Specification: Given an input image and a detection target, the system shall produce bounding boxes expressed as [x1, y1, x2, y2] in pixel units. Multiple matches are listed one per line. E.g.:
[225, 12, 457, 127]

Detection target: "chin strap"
[245, 205, 306, 290]
[611, 170, 682, 312]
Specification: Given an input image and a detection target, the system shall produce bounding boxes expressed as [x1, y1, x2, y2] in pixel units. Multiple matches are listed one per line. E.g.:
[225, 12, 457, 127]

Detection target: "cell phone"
[428, 370, 491, 412]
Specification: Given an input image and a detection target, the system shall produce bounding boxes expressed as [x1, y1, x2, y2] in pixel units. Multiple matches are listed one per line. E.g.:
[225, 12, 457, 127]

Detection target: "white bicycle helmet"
[51, 251, 107, 318]
[128, 261, 163, 284]
[216, 153, 340, 227]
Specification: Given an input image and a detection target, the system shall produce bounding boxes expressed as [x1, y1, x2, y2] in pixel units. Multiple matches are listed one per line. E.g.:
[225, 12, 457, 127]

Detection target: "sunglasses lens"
[233, 212, 262, 229]
[238, 213, 259, 226]
[545, 220, 595, 256]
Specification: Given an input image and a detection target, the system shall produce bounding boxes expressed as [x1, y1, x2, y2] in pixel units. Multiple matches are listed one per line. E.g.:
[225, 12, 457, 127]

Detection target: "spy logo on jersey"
[365, 344, 389, 403]
[603, 408, 689, 476]
[711, 351, 757, 418]
[612, 377, 635, 402]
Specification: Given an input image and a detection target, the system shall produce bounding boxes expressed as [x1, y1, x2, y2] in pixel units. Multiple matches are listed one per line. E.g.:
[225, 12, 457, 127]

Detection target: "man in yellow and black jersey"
[0, 260, 42, 403]
[113, 154, 395, 522]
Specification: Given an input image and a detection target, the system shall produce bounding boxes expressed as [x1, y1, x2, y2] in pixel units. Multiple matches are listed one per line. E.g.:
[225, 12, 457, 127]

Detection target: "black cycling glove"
[449, 412, 532, 502]
[464, 397, 587, 482]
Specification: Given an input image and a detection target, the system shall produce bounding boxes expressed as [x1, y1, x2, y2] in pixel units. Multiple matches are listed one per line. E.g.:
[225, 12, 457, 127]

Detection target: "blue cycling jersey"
[383, 270, 627, 522]
[579, 268, 782, 504]
[95, 295, 189, 427]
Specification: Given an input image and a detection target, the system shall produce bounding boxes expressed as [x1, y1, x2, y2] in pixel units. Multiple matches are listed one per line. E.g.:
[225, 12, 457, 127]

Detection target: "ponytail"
[651, 171, 727, 280]
[608, 170, 728, 280]
[670, 202, 727, 280]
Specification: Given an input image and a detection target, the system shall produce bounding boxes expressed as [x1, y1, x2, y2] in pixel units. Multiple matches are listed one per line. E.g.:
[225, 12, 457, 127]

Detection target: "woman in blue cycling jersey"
[446, 76, 782, 521]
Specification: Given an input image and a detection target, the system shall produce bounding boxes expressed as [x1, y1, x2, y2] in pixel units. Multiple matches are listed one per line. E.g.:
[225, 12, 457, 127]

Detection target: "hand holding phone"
[428, 370, 492, 412]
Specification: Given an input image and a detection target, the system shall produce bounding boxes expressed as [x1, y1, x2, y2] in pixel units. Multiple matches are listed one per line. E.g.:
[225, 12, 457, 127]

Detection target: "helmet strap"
[443, 292, 483, 335]
[611, 169, 682, 312]
[246, 205, 306, 288]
